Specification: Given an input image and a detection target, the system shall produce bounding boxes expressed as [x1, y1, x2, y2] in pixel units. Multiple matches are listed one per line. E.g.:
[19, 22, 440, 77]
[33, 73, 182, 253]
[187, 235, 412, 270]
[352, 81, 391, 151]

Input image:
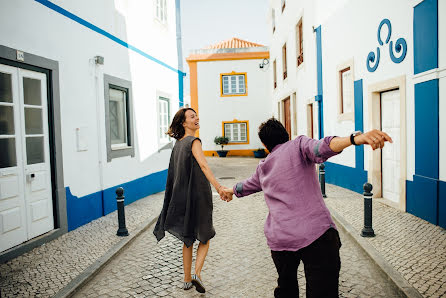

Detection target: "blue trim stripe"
[34, 0, 185, 76]
[354, 80, 364, 170]
[66, 169, 168, 231]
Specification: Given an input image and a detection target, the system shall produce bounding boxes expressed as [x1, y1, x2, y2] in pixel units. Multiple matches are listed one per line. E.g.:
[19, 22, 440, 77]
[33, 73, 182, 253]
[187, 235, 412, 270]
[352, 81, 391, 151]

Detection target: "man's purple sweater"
[233, 135, 340, 251]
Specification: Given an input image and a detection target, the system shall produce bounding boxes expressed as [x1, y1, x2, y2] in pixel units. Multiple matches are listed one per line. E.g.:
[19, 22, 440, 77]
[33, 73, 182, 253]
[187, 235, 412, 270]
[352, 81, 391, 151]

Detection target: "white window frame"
[336, 59, 355, 122]
[221, 73, 247, 96]
[155, 0, 167, 24]
[109, 88, 128, 150]
[224, 122, 248, 143]
[158, 96, 170, 144]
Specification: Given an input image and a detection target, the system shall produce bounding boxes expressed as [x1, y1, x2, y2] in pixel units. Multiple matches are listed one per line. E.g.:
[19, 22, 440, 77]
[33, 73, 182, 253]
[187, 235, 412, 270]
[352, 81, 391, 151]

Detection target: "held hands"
[355, 129, 393, 150]
[217, 186, 234, 202]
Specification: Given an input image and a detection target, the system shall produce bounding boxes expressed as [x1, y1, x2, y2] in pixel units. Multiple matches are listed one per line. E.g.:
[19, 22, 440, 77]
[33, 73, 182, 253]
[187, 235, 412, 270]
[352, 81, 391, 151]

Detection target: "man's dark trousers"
[271, 228, 342, 298]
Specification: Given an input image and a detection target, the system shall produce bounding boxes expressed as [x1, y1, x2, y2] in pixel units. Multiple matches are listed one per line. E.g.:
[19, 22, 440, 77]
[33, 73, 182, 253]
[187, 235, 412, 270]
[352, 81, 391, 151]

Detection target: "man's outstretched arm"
[329, 129, 393, 152]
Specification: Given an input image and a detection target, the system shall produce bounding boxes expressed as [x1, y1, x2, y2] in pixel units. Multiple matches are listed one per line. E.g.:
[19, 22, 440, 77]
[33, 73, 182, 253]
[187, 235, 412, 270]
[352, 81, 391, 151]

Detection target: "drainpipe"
[314, 26, 324, 139]
[94, 60, 105, 216]
[175, 0, 185, 107]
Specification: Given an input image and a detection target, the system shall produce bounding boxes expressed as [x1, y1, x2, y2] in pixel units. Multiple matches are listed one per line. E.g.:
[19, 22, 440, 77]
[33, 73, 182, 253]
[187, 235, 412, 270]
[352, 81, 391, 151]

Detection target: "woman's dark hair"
[166, 108, 196, 140]
[258, 118, 290, 152]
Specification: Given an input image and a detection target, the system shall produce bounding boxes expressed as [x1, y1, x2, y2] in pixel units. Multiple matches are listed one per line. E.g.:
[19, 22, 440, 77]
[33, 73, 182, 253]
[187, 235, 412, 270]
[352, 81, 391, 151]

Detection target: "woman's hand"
[218, 187, 234, 202]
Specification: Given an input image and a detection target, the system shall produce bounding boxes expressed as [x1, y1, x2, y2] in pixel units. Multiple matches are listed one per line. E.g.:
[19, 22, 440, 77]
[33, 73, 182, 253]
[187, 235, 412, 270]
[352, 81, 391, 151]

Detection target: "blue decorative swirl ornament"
[377, 19, 392, 46]
[366, 19, 407, 72]
[389, 38, 407, 63]
[367, 47, 380, 72]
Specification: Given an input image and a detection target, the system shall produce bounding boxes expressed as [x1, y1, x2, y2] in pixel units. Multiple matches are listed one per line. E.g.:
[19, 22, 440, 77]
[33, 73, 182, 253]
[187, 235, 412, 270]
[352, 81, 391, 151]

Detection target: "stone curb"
[328, 206, 423, 298]
[53, 216, 158, 298]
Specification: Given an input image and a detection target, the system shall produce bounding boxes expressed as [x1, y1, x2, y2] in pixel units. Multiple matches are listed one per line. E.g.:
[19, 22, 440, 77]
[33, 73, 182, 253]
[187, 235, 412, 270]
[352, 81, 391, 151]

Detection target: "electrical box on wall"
[76, 127, 88, 152]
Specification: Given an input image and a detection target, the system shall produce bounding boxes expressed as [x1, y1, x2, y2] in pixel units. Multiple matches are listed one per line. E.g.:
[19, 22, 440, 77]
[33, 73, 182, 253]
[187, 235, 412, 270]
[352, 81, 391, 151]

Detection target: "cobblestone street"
[74, 157, 401, 297]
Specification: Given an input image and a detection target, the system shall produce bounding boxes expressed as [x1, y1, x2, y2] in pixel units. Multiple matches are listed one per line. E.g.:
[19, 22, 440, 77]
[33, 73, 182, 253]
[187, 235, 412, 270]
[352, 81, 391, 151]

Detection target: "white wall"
[269, 0, 323, 140]
[320, 0, 414, 171]
[269, 0, 417, 174]
[0, 0, 180, 196]
[196, 58, 272, 152]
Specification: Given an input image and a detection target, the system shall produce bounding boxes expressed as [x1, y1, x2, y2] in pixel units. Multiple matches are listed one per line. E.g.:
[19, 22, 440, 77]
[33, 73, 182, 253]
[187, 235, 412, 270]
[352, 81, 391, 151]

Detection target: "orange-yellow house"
[186, 38, 272, 156]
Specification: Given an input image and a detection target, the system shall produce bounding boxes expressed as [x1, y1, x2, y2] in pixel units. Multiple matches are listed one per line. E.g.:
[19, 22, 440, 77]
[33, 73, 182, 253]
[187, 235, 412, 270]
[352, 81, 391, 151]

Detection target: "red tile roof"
[204, 37, 264, 49]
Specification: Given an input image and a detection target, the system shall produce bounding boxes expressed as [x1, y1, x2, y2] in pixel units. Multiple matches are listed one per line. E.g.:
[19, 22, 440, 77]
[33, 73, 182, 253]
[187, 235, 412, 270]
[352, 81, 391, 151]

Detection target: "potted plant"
[214, 136, 229, 157]
[253, 148, 266, 158]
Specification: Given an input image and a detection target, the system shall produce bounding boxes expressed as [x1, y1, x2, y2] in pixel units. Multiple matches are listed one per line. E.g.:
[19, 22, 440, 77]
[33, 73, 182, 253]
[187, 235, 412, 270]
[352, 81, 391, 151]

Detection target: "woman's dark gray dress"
[153, 136, 215, 247]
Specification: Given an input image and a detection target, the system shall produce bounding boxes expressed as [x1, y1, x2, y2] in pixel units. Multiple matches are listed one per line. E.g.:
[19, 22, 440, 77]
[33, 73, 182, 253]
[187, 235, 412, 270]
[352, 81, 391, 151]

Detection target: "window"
[158, 97, 170, 143]
[336, 60, 355, 121]
[282, 44, 287, 79]
[221, 73, 247, 96]
[104, 75, 134, 161]
[156, 0, 167, 24]
[340, 67, 353, 114]
[223, 121, 248, 144]
[281, 0, 286, 12]
[273, 60, 277, 89]
[272, 9, 276, 33]
[296, 20, 304, 66]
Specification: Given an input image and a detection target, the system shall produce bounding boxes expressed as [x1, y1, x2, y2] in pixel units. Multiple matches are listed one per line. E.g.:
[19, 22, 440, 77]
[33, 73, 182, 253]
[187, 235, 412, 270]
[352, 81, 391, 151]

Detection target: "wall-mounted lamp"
[95, 55, 104, 65]
[259, 58, 269, 69]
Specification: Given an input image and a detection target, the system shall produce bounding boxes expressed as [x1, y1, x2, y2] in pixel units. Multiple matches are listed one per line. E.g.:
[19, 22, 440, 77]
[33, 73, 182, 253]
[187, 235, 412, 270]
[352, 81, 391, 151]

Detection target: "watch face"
[353, 131, 362, 137]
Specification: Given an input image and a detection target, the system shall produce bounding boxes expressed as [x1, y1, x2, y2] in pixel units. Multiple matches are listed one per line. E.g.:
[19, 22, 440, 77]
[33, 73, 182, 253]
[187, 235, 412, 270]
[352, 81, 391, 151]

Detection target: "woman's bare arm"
[191, 139, 227, 198]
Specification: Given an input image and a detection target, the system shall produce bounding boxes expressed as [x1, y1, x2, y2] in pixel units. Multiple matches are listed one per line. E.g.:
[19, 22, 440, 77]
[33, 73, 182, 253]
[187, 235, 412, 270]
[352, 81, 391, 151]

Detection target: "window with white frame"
[224, 122, 248, 143]
[340, 67, 353, 114]
[221, 74, 246, 95]
[109, 88, 128, 147]
[155, 0, 167, 24]
[104, 74, 134, 162]
[272, 9, 276, 33]
[158, 97, 170, 143]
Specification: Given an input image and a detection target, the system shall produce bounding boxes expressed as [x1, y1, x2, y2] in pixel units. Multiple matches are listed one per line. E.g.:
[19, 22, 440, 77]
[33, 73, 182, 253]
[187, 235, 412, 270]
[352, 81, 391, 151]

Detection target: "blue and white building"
[0, 0, 184, 261]
[269, 0, 445, 228]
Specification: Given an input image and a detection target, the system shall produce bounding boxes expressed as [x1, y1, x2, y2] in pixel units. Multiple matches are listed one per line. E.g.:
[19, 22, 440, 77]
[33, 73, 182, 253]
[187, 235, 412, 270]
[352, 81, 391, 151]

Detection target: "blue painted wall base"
[324, 162, 368, 194]
[406, 175, 438, 225]
[66, 169, 168, 231]
[439, 181, 446, 229]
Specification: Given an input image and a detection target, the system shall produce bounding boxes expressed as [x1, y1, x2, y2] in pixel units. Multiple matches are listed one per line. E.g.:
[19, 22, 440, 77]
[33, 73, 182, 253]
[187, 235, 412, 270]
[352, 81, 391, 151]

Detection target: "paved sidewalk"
[324, 184, 446, 298]
[0, 191, 165, 297]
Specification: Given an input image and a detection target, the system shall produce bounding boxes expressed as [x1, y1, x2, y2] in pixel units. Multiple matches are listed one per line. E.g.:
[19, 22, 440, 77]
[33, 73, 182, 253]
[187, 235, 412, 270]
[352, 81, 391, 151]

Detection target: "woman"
[153, 108, 226, 293]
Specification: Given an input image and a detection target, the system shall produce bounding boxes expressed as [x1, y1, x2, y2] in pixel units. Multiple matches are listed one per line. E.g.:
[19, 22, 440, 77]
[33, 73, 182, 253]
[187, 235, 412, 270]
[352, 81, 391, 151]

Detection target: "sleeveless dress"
[153, 136, 215, 247]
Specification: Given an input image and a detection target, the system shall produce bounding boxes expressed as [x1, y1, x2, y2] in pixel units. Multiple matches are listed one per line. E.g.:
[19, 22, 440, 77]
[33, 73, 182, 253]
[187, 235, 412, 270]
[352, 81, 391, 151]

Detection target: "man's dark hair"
[258, 118, 290, 152]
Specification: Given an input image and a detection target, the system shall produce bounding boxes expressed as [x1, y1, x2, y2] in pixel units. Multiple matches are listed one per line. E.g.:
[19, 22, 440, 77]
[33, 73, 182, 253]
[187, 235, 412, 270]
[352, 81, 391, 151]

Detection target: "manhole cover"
[219, 177, 235, 180]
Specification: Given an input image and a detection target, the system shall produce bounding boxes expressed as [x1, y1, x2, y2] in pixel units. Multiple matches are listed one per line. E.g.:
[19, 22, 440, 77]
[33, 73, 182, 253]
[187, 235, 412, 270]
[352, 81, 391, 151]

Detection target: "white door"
[0, 65, 54, 252]
[381, 89, 400, 203]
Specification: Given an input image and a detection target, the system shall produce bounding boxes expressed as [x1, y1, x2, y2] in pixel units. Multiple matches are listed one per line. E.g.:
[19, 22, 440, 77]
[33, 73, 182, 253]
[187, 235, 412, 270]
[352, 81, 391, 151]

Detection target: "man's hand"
[355, 129, 393, 150]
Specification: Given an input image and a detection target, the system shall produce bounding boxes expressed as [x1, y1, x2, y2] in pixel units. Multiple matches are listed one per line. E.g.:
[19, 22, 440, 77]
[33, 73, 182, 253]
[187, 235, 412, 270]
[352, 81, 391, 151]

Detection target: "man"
[221, 118, 392, 297]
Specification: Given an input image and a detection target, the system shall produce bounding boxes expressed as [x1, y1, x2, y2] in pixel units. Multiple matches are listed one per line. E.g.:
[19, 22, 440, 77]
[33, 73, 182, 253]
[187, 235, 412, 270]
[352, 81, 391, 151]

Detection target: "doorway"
[283, 97, 291, 139]
[0, 64, 54, 252]
[368, 76, 406, 210]
[381, 89, 401, 204]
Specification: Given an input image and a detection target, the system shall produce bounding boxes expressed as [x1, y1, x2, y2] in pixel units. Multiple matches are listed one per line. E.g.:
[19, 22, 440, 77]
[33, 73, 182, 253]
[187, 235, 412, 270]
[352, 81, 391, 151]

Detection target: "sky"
[180, 0, 270, 97]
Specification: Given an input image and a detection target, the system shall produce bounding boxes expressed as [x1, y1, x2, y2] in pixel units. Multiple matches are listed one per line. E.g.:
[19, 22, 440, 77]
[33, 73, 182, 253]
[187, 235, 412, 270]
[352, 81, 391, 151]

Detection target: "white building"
[0, 0, 184, 261]
[268, 0, 445, 228]
[186, 38, 272, 157]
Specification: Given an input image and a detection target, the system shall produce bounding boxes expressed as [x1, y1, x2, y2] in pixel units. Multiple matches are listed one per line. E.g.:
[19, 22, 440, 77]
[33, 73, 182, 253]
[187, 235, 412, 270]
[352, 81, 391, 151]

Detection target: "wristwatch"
[350, 131, 362, 146]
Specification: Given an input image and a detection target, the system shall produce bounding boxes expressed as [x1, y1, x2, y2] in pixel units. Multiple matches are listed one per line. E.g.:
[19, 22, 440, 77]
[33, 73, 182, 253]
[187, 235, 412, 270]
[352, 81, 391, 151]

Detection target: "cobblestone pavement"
[324, 184, 446, 298]
[75, 157, 401, 297]
[0, 191, 165, 297]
